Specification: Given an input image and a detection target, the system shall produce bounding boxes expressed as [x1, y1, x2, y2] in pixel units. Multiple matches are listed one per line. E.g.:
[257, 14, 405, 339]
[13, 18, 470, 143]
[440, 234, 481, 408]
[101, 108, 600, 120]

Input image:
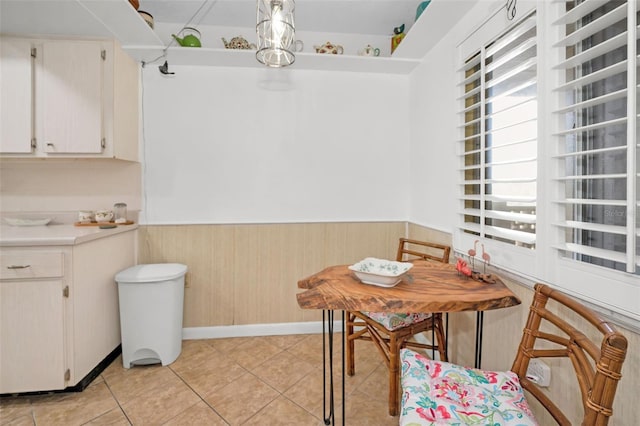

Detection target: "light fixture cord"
[142, 0, 219, 67]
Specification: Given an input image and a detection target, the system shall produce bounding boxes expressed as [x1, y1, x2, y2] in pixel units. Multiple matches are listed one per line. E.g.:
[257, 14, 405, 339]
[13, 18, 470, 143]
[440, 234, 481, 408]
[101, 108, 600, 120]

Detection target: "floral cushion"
[362, 311, 432, 331]
[400, 348, 538, 426]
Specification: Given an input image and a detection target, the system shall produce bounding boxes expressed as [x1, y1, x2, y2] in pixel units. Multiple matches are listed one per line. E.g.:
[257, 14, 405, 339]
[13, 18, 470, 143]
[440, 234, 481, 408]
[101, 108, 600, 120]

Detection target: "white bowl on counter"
[348, 257, 413, 287]
[4, 217, 53, 226]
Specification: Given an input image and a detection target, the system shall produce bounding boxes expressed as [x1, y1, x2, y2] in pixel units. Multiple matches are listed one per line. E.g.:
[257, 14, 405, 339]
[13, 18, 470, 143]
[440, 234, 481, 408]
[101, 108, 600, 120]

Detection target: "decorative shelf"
[125, 46, 420, 74]
[2, 0, 462, 75]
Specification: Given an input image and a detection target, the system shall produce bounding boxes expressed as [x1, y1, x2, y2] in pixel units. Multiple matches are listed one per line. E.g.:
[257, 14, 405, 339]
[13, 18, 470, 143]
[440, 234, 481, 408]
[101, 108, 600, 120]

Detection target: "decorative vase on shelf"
[391, 24, 405, 54]
[415, 1, 431, 21]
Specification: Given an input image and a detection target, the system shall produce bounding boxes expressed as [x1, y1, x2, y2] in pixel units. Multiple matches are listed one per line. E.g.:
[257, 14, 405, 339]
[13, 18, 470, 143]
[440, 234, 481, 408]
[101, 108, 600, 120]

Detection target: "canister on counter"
[114, 203, 128, 223]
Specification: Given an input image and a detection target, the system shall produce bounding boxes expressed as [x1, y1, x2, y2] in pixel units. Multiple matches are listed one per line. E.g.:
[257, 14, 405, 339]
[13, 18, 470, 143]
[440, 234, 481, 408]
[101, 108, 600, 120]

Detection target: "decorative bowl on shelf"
[348, 257, 413, 287]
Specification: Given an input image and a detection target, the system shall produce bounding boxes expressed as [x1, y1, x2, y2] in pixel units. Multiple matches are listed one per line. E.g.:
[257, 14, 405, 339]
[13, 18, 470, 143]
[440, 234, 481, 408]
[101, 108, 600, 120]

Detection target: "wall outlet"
[526, 359, 551, 387]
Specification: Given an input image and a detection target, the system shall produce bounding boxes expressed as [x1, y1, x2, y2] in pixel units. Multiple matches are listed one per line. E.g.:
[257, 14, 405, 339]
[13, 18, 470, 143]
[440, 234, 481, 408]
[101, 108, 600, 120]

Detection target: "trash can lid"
[115, 263, 187, 283]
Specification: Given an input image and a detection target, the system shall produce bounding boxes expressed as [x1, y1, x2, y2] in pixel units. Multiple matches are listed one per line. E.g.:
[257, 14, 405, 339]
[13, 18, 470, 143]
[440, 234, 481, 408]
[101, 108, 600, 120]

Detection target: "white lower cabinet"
[0, 231, 135, 394]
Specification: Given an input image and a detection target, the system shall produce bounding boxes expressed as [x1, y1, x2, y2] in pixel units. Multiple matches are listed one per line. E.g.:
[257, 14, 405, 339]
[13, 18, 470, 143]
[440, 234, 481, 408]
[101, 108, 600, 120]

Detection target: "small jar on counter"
[114, 203, 128, 224]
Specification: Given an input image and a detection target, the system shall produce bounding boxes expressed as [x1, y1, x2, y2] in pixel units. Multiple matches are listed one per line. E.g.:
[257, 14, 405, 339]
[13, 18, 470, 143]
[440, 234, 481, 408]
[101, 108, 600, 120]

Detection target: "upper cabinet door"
[40, 40, 103, 154]
[0, 38, 34, 153]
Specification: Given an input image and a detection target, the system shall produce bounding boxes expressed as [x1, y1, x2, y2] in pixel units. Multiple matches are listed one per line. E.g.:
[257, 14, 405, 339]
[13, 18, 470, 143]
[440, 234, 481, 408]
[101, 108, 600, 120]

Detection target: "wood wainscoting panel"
[407, 223, 453, 254]
[138, 222, 405, 327]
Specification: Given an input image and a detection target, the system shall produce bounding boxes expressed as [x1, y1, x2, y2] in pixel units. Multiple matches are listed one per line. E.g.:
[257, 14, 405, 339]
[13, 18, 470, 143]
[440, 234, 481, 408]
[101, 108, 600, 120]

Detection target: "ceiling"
[0, 0, 425, 40]
[138, 0, 421, 36]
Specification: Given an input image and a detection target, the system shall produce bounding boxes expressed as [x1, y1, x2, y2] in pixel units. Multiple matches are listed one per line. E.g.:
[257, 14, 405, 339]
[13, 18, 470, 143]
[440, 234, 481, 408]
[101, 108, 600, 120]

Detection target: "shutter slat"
[486, 76, 536, 102]
[554, 61, 627, 92]
[553, 198, 627, 206]
[553, 116, 627, 136]
[485, 225, 536, 245]
[554, 173, 627, 181]
[555, 220, 628, 235]
[460, 69, 481, 86]
[553, 89, 627, 114]
[554, 243, 628, 264]
[457, 53, 481, 73]
[486, 57, 536, 90]
[486, 38, 536, 74]
[486, 14, 536, 57]
[552, 146, 626, 159]
[552, 0, 614, 26]
[458, 85, 481, 100]
[486, 210, 536, 224]
[485, 194, 536, 203]
[487, 177, 537, 184]
[553, 31, 627, 70]
[553, 3, 627, 47]
[486, 157, 536, 167]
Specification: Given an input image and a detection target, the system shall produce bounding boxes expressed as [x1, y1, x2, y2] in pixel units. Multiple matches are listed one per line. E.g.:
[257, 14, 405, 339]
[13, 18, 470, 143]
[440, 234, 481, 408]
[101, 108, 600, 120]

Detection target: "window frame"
[454, 0, 639, 326]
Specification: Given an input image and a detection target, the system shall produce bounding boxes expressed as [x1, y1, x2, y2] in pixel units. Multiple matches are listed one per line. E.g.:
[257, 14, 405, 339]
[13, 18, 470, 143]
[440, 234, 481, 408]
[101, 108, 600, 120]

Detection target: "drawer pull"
[7, 265, 31, 269]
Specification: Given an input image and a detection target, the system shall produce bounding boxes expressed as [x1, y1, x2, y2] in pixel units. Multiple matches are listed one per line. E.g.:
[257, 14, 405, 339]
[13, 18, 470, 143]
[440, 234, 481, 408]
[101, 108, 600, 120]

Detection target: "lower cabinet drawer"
[0, 252, 64, 280]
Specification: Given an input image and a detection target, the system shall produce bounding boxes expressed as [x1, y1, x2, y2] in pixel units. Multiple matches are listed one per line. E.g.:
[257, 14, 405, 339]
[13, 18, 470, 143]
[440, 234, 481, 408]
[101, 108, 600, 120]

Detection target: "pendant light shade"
[256, 0, 296, 67]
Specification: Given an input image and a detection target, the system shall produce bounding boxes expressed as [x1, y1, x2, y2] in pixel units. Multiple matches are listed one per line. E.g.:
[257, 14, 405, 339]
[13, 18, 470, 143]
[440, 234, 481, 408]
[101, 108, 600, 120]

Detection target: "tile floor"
[0, 333, 401, 425]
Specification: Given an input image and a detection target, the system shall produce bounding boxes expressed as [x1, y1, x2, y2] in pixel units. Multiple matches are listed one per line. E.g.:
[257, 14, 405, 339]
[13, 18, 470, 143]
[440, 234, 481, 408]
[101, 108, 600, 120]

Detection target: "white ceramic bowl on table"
[348, 257, 413, 288]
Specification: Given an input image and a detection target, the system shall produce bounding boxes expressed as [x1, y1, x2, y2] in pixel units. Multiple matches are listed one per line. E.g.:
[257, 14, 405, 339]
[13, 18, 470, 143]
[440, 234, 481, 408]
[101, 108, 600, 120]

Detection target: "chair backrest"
[396, 238, 451, 264]
[511, 283, 627, 426]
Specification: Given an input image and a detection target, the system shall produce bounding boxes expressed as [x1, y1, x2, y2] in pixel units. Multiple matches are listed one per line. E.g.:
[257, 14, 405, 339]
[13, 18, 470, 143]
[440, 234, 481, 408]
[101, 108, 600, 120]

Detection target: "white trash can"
[115, 263, 187, 368]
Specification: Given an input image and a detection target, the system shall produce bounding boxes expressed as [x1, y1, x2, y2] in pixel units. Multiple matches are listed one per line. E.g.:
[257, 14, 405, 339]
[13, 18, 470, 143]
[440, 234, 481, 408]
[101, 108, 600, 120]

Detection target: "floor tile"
[203, 373, 279, 425]
[243, 396, 319, 425]
[341, 389, 399, 426]
[119, 378, 200, 425]
[102, 363, 178, 405]
[202, 337, 244, 354]
[258, 334, 309, 350]
[162, 400, 227, 425]
[251, 350, 315, 393]
[225, 338, 283, 371]
[84, 407, 130, 425]
[0, 396, 33, 425]
[168, 339, 218, 372]
[30, 382, 118, 426]
[171, 350, 247, 397]
[7, 334, 401, 426]
[282, 367, 345, 419]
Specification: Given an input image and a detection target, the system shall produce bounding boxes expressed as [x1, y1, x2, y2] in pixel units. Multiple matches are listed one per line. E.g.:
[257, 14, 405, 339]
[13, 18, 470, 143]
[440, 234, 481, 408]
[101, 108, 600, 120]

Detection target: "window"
[552, 0, 638, 274]
[458, 6, 538, 276]
[456, 0, 639, 323]
[549, 0, 638, 320]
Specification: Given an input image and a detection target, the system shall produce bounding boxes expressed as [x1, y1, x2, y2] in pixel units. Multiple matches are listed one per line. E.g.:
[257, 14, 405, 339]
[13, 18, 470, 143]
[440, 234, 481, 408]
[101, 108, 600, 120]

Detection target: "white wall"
[140, 65, 410, 224]
[0, 159, 141, 214]
[407, 2, 486, 233]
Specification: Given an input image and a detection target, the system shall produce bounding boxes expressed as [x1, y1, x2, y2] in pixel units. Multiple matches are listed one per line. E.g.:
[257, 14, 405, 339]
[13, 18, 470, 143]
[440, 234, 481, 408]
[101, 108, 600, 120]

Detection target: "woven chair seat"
[362, 312, 433, 331]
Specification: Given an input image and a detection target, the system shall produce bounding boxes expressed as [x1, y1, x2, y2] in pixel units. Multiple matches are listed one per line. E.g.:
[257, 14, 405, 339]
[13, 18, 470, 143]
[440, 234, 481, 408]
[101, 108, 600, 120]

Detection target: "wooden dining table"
[296, 259, 522, 425]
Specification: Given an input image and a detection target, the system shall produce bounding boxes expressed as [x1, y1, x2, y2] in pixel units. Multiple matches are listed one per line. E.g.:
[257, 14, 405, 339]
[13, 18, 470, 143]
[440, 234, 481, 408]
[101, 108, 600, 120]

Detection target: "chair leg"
[346, 311, 356, 376]
[433, 313, 448, 362]
[388, 333, 400, 416]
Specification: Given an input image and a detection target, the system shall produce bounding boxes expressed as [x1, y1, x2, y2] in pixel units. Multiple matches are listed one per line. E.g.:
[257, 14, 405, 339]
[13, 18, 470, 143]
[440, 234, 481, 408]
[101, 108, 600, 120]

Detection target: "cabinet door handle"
[7, 265, 31, 269]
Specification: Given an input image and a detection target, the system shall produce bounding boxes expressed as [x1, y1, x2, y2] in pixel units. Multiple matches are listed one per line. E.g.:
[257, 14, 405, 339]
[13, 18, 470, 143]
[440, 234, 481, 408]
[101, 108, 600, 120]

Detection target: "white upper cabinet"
[0, 38, 34, 154]
[40, 40, 104, 154]
[0, 37, 139, 160]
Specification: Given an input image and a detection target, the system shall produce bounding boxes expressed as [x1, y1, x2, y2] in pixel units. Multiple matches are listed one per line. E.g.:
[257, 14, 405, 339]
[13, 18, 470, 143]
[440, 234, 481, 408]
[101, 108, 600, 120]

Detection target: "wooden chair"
[400, 283, 628, 425]
[345, 237, 451, 416]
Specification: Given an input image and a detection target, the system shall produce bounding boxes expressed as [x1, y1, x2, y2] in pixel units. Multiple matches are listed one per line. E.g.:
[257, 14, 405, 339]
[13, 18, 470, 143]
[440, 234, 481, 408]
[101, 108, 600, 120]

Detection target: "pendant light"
[256, 0, 296, 67]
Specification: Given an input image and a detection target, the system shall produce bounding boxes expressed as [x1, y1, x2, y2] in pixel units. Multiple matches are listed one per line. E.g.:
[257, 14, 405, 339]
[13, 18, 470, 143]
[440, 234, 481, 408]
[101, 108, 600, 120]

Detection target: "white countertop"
[0, 223, 138, 247]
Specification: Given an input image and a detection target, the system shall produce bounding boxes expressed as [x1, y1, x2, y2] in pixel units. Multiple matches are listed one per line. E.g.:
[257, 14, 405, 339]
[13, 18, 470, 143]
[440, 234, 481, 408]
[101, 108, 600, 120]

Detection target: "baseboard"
[182, 320, 344, 340]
